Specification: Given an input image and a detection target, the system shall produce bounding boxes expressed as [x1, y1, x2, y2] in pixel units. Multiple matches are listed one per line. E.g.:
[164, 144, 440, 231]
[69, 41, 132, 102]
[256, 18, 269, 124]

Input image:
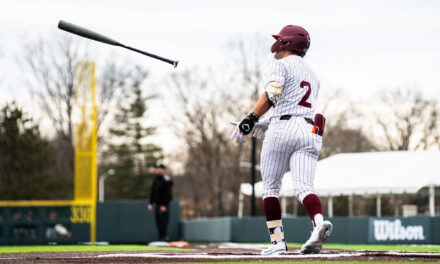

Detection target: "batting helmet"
[271, 25, 310, 56]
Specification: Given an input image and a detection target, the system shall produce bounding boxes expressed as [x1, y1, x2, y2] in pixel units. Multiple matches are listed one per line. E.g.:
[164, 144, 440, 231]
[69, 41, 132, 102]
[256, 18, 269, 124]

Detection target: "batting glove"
[230, 122, 247, 143]
[252, 118, 270, 139]
[238, 113, 259, 135]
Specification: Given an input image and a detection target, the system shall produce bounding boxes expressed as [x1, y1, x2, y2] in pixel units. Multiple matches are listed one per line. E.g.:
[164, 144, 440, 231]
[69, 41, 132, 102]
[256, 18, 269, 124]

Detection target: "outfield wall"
[0, 200, 180, 245]
[2, 202, 438, 245]
[0, 205, 90, 245]
[182, 216, 440, 244]
[96, 200, 180, 243]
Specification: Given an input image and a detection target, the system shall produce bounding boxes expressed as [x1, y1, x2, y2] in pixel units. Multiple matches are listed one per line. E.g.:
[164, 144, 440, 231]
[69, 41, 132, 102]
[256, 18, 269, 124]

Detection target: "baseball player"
[231, 25, 332, 255]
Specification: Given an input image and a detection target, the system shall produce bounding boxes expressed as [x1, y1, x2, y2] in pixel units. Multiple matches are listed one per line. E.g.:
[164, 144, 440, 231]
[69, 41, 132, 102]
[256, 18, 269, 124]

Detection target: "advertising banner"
[368, 217, 430, 244]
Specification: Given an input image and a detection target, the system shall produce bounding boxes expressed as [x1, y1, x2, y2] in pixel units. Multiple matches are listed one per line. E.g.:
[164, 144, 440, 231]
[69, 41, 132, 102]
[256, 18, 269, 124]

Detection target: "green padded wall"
[96, 200, 180, 243]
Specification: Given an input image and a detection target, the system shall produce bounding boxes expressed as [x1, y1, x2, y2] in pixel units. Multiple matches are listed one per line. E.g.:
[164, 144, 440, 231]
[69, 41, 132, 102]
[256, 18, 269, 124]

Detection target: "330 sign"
[70, 206, 91, 223]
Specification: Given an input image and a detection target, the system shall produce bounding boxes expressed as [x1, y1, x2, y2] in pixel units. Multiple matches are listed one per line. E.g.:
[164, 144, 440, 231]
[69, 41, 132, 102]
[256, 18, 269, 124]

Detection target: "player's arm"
[235, 97, 268, 136]
[237, 81, 283, 135]
[231, 61, 285, 140]
[251, 92, 273, 117]
[251, 79, 284, 116]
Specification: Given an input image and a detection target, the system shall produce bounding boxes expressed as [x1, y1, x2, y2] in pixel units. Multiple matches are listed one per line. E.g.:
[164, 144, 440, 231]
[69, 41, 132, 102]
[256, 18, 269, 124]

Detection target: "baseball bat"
[57, 20, 178, 68]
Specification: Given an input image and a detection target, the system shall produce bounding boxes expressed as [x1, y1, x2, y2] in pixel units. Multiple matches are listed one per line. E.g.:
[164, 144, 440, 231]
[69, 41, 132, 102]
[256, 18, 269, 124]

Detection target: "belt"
[279, 115, 314, 125]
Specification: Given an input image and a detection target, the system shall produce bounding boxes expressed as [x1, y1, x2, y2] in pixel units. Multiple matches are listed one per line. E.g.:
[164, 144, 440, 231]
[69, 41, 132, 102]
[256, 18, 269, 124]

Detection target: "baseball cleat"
[261, 241, 288, 256]
[300, 220, 333, 254]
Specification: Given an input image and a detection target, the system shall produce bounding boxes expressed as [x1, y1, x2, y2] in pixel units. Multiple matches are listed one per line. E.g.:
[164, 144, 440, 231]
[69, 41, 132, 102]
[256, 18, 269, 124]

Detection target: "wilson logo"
[373, 219, 425, 241]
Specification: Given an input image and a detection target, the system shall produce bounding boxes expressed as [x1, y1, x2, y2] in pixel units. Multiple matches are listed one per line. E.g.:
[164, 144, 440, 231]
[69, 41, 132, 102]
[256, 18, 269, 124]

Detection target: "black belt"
[280, 115, 314, 125]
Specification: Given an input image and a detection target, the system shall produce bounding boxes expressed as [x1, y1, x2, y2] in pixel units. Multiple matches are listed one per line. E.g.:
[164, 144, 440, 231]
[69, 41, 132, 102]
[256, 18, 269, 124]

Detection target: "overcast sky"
[1, 0, 439, 155]
[2, 0, 440, 95]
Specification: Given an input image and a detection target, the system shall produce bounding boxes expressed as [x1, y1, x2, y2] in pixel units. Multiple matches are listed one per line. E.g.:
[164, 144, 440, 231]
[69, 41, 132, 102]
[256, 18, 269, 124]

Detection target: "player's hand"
[148, 204, 153, 211]
[230, 122, 247, 143]
[160, 206, 167, 213]
[252, 119, 270, 139]
[238, 113, 259, 135]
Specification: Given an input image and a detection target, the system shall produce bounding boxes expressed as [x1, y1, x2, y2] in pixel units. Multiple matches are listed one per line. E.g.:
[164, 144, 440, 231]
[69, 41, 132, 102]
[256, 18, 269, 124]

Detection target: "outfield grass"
[0, 243, 439, 254]
[285, 243, 440, 252]
[323, 243, 440, 252]
[0, 244, 194, 253]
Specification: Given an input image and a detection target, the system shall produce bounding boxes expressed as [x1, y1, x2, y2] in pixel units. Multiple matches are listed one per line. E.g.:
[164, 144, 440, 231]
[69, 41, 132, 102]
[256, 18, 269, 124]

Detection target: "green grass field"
[0, 244, 194, 253]
[289, 243, 440, 252]
[0, 243, 439, 254]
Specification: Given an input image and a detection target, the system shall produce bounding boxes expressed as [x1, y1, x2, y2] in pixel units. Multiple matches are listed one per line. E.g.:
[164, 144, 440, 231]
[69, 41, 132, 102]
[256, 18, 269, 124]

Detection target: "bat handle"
[120, 44, 178, 68]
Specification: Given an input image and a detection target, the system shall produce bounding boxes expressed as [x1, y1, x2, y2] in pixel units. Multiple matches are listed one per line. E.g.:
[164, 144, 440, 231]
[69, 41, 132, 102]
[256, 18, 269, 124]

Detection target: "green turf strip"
[196, 262, 439, 264]
[1, 243, 439, 254]
[0, 244, 194, 253]
[285, 243, 440, 252]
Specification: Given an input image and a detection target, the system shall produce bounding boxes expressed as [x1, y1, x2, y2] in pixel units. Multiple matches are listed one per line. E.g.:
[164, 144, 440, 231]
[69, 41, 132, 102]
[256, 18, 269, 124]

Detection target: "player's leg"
[260, 130, 292, 255]
[290, 119, 332, 254]
[158, 208, 169, 241]
[290, 151, 332, 254]
[154, 206, 163, 240]
[290, 151, 324, 226]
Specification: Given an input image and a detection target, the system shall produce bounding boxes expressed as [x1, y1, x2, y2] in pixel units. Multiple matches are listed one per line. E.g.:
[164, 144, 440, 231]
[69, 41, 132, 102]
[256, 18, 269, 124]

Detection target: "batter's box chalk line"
[97, 251, 440, 259]
[98, 252, 365, 259]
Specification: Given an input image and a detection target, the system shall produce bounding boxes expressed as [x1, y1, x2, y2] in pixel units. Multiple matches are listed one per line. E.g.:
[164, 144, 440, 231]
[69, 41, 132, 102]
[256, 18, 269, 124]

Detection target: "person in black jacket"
[148, 162, 173, 241]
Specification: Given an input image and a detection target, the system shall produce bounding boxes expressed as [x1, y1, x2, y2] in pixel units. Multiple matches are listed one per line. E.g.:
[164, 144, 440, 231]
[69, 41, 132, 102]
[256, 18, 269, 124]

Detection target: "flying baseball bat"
[57, 20, 178, 68]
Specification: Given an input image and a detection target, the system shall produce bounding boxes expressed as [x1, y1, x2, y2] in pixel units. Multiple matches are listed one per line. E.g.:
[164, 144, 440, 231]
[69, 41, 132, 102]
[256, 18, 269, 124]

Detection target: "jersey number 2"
[298, 81, 312, 108]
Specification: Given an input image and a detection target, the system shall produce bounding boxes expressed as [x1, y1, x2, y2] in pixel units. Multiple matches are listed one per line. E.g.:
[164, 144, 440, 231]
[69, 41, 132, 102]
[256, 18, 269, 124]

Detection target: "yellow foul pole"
[74, 62, 97, 244]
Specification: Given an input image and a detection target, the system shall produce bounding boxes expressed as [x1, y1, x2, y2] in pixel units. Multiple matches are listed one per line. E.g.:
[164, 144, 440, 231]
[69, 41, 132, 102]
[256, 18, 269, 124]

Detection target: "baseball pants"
[260, 116, 322, 202]
[154, 206, 169, 240]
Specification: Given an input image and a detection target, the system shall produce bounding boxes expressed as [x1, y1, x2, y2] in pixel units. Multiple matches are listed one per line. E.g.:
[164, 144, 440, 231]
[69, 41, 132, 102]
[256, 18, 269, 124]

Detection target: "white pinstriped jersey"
[260, 55, 322, 203]
[264, 55, 319, 119]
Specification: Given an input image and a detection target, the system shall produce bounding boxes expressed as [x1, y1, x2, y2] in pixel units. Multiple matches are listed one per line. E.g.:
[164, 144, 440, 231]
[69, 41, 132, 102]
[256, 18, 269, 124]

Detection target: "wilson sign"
[368, 218, 430, 244]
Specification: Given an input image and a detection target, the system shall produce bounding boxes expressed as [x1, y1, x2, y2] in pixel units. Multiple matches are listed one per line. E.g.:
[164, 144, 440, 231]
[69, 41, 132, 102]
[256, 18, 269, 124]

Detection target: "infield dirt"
[0, 244, 439, 263]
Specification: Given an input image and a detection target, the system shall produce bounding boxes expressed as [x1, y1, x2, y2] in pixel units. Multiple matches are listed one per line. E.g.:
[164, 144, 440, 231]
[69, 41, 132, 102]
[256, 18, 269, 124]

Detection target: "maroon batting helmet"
[271, 25, 310, 56]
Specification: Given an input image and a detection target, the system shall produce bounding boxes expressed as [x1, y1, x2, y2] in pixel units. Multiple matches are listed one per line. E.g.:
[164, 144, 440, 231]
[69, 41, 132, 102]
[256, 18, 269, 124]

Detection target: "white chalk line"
[217, 243, 268, 250]
[1, 249, 439, 261]
[382, 251, 440, 257]
[97, 251, 440, 259]
[98, 252, 365, 259]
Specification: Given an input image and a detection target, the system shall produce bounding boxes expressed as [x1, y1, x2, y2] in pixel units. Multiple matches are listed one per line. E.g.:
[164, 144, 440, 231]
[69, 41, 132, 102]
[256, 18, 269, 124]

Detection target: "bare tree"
[97, 59, 132, 130]
[23, 37, 128, 139]
[0, 47, 4, 83]
[21, 36, 131, 184]
[320, 115, 378, 159]
[228, 34, 270, 101]
[372, 87, 440, 150]
[318, 93, 378, 159]
[166, 69, 249, 217]
[22, 37, 84, 182]
[167, 36, 272, 218]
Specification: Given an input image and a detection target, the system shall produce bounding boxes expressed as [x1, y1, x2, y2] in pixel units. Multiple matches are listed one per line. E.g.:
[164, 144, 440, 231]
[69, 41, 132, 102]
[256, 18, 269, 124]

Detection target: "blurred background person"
[148, 162, 173, 241]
